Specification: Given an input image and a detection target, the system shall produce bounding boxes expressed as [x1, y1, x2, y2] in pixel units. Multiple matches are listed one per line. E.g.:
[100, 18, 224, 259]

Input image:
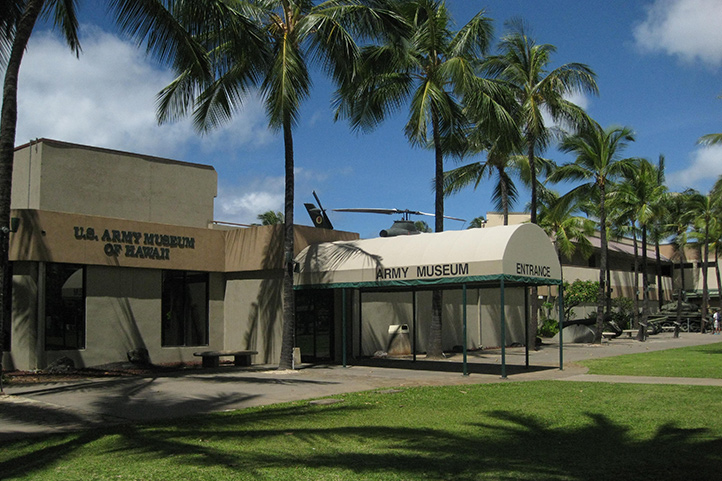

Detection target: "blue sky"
[11, 0, 722, 238]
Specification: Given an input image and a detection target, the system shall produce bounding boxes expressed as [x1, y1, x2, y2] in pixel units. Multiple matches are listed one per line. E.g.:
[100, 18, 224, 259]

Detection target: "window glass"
[45, 264, 85, 350]
[162, 271, 208, 347]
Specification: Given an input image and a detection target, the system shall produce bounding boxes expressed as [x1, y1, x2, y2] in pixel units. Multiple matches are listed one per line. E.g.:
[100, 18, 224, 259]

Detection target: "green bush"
[539, 318, 559, 337]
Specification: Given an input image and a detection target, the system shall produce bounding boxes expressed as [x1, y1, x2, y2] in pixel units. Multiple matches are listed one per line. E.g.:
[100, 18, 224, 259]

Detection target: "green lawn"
[3, 381, 722, 480]
[579, 341, 722, 378]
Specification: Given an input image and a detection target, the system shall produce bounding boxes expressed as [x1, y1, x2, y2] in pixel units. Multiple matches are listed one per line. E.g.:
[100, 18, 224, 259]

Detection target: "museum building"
[3, 139, 565, 372]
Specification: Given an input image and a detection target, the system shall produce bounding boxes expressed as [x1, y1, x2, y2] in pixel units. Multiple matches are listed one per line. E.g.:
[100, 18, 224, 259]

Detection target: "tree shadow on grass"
[3, 395, 722, 480]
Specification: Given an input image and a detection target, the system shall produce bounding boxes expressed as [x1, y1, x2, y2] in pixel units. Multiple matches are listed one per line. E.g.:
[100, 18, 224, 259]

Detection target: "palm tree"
[466, 216, 487, 229]
[335, 0, 496, 359]
[442, 145, 523, 226]
[684, 189, 719, 333]
[536, 189, 594, 280]
[610, 158, 667, 340]
[1, 0, 79, 394]
[0, 0, 211, 391]
[650, 155, 668, 309]
[665, 191, 695, 324]
[159, 0, 401, 369]
[257, 210, 284, 225]
[550, 122, 636, 343]
[483, 21, 598, 225]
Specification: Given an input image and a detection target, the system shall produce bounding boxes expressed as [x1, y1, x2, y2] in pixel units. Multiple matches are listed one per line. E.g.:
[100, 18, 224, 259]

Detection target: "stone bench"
[193, 350, 258, 368]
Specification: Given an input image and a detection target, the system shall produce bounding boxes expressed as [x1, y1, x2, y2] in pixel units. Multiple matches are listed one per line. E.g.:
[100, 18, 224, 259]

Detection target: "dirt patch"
[2, 362, 202, 385]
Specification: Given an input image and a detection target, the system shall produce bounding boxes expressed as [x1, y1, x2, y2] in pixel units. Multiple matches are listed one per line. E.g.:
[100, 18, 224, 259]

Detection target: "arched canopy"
[295, 223, 562, 290]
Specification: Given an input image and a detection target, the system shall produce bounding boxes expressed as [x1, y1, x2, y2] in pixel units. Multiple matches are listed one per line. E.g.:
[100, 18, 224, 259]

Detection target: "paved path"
[2, 332, 721, 440]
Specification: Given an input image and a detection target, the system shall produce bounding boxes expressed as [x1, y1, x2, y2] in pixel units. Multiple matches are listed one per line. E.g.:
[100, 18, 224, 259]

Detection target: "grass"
[579, 341, 722, 378]
[4, 342, 722, 480]
[2, 380, 722, 480]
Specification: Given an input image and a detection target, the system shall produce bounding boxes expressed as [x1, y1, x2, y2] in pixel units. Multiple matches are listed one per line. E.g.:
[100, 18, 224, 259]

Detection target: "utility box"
[387, 324, 411, 356]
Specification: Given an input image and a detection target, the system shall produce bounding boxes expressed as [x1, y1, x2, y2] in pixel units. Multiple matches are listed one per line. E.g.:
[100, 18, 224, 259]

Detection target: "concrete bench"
[621, 329, 636, 338]
[602, 331, 617, 340]
[193, 350, 258, 368]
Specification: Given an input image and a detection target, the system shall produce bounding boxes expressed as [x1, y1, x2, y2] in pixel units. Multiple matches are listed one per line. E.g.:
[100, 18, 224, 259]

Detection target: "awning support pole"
[463, 284, 468, 376]
[525, 286, 530, 368]
[501, 278, 507, 379]
[559, 282, 565, 370]
[412, 289, 417, 362]
[342, 288, 347, 368]
[358, 290, 363, 358]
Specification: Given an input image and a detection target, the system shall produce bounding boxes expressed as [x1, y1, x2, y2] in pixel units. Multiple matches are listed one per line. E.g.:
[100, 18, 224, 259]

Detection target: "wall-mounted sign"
[74, 226, 195, 261]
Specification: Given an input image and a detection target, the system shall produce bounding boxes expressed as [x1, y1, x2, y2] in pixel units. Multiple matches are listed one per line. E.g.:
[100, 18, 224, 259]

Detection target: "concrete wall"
[353, 287, 528, 357]
[224, 271, 284, 365]
[3, 264, 226, 371]
[12, 139, 217, 228]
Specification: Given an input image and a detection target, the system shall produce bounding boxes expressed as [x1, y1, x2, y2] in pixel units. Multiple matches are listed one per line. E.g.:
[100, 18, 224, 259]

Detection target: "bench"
[602, 331, 617, 340]
[621, 329, 636, 338]
[193, 350, 258, 368]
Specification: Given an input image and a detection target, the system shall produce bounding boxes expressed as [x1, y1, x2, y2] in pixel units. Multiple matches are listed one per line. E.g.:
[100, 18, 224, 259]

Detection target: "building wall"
[224, 271, 284, 365]
[3, 264, 227, 371]
[12, 139, 217, 228]
[351, 287, 527, 357]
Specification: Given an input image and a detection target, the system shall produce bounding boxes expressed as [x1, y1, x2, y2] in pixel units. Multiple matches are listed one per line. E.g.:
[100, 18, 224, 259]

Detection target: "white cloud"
[215, 177, 285, 225]
[634, 0, 722, 67]
[14, 27, 272, 160]
[666, 144, 722, 191]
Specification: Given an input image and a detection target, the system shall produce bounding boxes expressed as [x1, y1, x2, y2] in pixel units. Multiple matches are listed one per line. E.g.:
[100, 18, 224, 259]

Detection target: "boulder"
[552, 324, 595, 343]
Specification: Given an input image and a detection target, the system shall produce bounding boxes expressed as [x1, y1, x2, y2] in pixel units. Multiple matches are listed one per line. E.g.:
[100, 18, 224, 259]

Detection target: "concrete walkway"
[1, 332, 721, 440]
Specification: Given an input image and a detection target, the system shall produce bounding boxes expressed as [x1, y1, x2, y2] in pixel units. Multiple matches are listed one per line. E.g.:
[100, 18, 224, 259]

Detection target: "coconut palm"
[664, 191, 696, 324]
[610, 158, 668, 340]
[536, 188, 594, 281]
[483, 21, 598, 225]
[550, 122, 636, 343]
[685, 189, 720, 333]
[442, 144, 522, 226]
[257, 210, 284, 225]
[0, 0, 212, 392]
[0, 0, 71, 395]
[334, 0, 497, 358]
[159, 0, 401, 369]
[466, 216, 486, 229]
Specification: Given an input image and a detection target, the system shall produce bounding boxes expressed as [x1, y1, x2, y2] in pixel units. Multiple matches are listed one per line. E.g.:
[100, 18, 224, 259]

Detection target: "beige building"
[3, 139, 356, 371]
[2, 140, 567, 373]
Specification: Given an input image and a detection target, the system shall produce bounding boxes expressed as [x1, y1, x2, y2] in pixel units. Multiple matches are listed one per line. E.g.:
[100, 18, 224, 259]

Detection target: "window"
[161, 271, 209, 347]
[45, 263, 85, 350]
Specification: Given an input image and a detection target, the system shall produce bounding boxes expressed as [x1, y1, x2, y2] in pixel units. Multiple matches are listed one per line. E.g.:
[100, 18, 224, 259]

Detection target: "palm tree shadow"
[3, 397, 722, 480]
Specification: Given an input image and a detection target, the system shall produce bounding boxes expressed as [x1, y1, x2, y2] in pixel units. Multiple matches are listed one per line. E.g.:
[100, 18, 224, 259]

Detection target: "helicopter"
[305, 192, 465, 237]
[333, 208, 466, 237]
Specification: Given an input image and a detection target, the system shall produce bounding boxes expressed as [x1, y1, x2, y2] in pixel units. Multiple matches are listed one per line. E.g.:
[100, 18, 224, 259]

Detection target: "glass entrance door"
[295, 290, 334, 362]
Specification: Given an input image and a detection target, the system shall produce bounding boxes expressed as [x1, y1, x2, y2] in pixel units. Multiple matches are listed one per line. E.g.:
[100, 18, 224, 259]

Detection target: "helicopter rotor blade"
[334, 208, 465, 222]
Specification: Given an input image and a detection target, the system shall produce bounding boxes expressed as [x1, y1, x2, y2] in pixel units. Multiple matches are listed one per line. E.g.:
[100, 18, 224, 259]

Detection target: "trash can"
[387, 324, 411, 356]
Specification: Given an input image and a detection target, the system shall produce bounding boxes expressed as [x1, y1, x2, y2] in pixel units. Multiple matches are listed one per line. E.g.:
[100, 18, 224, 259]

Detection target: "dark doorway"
[295, 290, 334, 362]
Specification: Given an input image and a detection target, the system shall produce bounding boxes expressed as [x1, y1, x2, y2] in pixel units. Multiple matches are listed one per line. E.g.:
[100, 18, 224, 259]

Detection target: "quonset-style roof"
[294, 223, 562, 289]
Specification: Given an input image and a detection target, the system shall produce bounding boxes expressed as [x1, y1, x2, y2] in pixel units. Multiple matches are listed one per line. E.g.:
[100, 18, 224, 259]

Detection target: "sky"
[9, 0, 722, 239]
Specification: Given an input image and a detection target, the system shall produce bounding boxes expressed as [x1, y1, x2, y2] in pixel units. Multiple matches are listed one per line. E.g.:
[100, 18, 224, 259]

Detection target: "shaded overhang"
[295, 223, 562, 290]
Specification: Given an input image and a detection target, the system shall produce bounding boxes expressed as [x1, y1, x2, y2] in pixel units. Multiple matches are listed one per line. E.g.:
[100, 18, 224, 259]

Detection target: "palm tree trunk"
[278, 115, 295, 370]
[637, 226, 649, 341]
[427, 109, 443, 359]
[655, 239, 663, 309]
[676, 244, 686, 324]
[714, 247, 721, 311]
[498, 165, 509, 225]
[632, 225, 639, 329]
[0, 0, 46, 392]
[527, 142, 539, 345]
[595, 184, 607, 343]
[702, 227, 710, 333]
